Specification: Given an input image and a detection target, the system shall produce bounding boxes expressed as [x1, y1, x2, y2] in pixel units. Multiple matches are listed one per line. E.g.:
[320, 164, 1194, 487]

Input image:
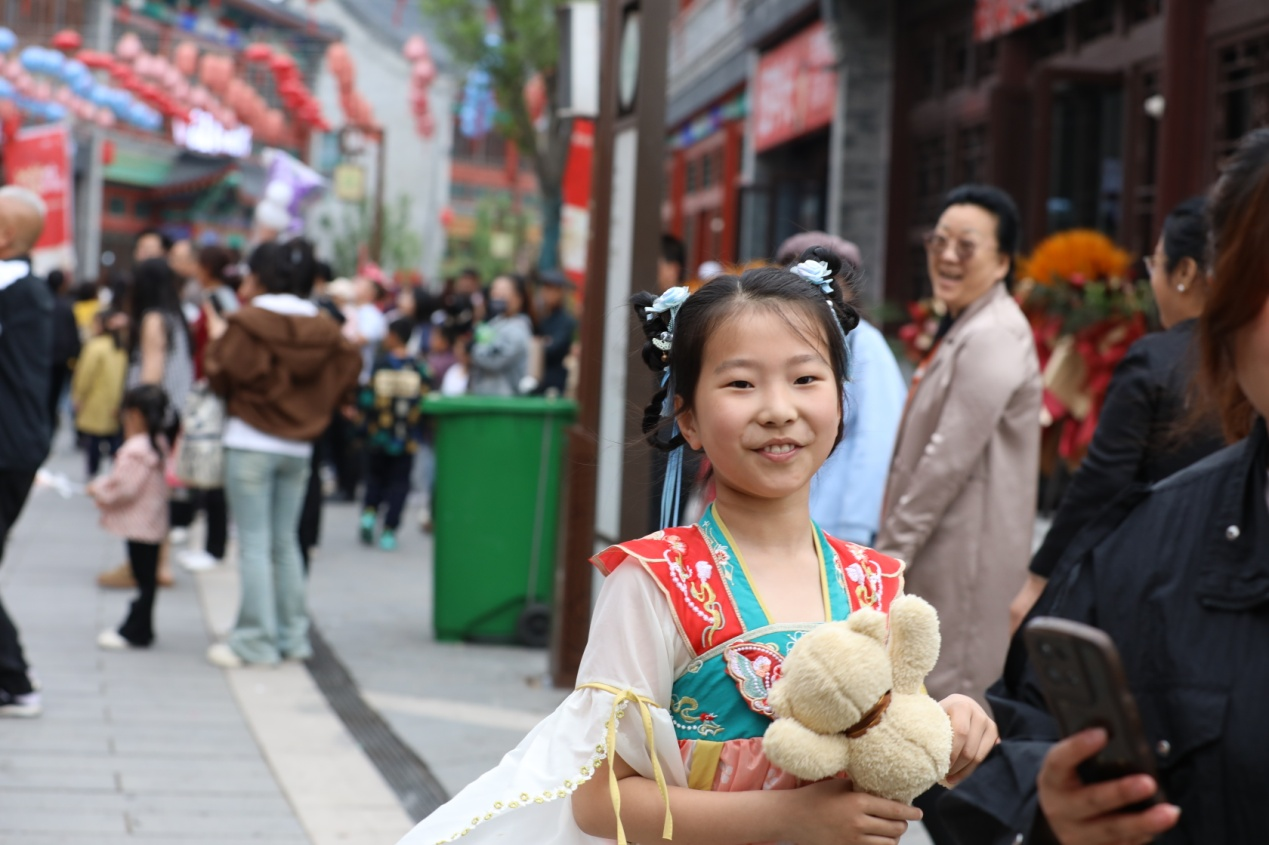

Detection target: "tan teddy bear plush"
[762, 595, 954, 804]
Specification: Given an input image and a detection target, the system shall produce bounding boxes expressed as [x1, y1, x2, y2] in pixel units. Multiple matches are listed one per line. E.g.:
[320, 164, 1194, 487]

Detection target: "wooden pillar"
[721, 120, 743, 262]
[1155, 0, 1207, 228]
[883, 3, 914, 306]
[987, 34, 1036, 247]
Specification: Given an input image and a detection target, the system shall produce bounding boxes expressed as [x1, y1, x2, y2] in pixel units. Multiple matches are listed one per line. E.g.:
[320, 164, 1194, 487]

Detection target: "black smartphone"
[1023, 617, 1164, 807]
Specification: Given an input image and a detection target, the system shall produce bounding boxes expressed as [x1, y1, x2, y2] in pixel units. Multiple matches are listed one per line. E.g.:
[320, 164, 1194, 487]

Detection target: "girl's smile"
[679, 308, 841, 505]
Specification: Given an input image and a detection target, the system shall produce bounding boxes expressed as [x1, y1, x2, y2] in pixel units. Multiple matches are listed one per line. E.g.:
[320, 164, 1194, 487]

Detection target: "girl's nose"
[757, 385, 797, 426]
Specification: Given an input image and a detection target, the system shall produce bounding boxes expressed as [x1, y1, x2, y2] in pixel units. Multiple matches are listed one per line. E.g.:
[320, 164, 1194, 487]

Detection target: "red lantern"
[268, 53, 295, 76]
[102, 138, 116, 165]
[173, 41, 198, 77]
[77, 50, 114, 71]
[524, 73, 546, 124]
[412, 58, 435, 86]
[50, 30, 83, 52]
[439, 206, 455, 228]
[263, 108, 284, 140]
[411, 94, 429, 118]
[403, 35, 429, 62]
[243, 44, 272, 63]
[115, 32, 142, 61]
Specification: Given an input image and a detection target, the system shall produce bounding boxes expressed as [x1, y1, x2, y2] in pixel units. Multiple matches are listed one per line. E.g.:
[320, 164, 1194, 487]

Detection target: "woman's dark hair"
[940, 184, 1022, 286]
[120, 384, 178, 462]
[492, 272, 535, 327]
[1200, 128, 1269, 441]
[128, 257, 190, 361]
[247, 237, 316, 296]
[97, 308, 125, 351]
[1161, 196, 1208, 274]
[74, 280, 98, 303]
[630, 245, 860, 452]
[47, 269, 66, 295]
[198, 244, 233, 285]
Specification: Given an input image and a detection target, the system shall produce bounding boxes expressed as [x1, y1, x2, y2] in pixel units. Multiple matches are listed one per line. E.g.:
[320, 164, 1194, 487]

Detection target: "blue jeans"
[223, 448, 312, 664]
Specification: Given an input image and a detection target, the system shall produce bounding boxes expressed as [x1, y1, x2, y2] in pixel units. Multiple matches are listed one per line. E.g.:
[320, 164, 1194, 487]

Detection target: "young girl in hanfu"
[398, 249, 999, 845]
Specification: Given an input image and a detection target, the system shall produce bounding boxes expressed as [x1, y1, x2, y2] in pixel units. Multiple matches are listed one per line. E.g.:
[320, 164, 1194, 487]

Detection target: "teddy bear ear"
[846, 608, 887, 643]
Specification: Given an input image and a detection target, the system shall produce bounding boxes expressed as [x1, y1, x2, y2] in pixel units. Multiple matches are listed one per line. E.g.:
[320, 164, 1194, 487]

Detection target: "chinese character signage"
[752, 21, 837, 154]
[3, 124, 73, 273]
[975, 0, 1087, 41]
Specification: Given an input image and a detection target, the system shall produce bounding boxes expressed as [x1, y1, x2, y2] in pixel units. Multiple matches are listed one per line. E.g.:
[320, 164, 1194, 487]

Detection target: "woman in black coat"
[943, 127, 1269, 845]
[1009, 198, 1227, 630]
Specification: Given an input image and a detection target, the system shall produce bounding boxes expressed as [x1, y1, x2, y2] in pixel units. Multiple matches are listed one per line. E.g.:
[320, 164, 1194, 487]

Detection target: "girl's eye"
[726, 380, 752, 389]
[794, 375, 819, 385]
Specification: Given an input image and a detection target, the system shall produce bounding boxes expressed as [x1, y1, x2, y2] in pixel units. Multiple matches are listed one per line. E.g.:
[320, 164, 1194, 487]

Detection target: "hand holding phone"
[1025, 618, 1181, 843]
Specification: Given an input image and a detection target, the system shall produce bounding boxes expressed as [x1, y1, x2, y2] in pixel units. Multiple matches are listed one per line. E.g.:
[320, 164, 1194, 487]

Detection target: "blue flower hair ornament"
[791, 259, 835, 294]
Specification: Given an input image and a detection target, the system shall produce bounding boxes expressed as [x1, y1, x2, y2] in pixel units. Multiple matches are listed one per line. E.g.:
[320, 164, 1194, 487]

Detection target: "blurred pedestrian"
[347, 274, 388, 383]
[132, 228, 171, 264]
[203, 238, 360, 667]
[469, 273, 534, 396]
[532, 270, 577, 397]
[0, 186, 52, 718]
[47, 269, 80, 435]
[876, 184, 1042, 706]
[97, 257, 193, 590]
[72, 310, 128, 479]
[777, 233, 907, 545]
[91, 385, 175, 651]
[944, 126, 1269, 845]
[658, 233, 686, 292]
[1009, 196, 1227, 630]
[174, 243, 239, 574]
[439, 333, 470, 397]
[357, 318, 432, 551]
[71, 279, 101, 336]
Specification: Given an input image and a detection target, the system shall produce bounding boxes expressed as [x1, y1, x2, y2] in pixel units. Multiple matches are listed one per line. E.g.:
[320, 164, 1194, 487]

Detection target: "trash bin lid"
[423, 394, 579, 417]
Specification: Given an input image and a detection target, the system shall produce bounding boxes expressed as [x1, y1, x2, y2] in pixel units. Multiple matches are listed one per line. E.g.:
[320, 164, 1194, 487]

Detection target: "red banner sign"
[3, 124, 74, 272]
[752, 21, 837, 154]
[975, 0, 1085, 41]
[560, 118, 594, 296]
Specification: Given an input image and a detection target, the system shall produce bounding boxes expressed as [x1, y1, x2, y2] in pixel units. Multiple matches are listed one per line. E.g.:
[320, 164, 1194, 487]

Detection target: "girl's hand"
[1037, 729, 1180, 844]
[939, 693, 999, 785]
[788, 778, 922, 845]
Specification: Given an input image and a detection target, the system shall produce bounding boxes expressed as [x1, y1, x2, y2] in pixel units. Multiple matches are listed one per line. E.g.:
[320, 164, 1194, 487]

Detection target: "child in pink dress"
[90, 385, 174, 650]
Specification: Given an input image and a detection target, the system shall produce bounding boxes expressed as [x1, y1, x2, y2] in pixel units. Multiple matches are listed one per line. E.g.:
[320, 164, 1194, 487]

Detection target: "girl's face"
[1233, 296, 1269, 419]
[121, 407, 146, 439]
[926, 204, 1010, 316]
[490, 277, 522, 315]
[678, 308, 840, 507]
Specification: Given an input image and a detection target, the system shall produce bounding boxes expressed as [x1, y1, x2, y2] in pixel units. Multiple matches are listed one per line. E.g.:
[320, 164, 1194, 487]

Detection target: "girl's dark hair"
[1161, 196, 1208, 274]
[128, 257, 190, 361]
[198, 244, 233, 285]
[631, 246, 861, 452]
[940, 183, 1022, 286]
[492, 272, 535, 327]
[248, 237, 316, 297]
[1200, 128, 1269, 441]
[97, 308, 124, 351]
[120, 384, 178, 462]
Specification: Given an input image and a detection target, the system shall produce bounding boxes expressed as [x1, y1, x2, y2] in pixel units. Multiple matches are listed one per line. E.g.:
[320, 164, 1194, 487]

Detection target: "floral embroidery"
[836, 545, 883, 609]
[666, 544, 728, 650]
[671, 695, 725, 737]
[700, 523, 737, 583]
[722, 641, 786, 716]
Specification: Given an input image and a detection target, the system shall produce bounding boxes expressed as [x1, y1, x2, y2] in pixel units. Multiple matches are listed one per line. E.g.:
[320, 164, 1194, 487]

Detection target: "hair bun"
[629, 290, 672, 374]
[797, 245, 844, 280]
[795, 244, 860, 340]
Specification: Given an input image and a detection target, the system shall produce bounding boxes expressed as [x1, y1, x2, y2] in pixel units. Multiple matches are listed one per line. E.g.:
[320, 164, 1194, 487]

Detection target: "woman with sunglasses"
[876, 184, 1042, 710]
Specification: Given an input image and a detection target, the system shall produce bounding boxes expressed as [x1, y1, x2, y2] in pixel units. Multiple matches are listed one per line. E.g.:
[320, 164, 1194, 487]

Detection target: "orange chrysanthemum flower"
[1020, 230, 1133, 287]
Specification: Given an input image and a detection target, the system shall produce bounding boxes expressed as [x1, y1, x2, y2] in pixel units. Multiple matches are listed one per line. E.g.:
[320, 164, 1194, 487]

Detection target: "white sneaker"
[206, 643, 244, 669]
[96, 629, 136, 651]
[177, 549, 219, 572]
[169, 527, 190, 545]
[0, 689, 41, 718]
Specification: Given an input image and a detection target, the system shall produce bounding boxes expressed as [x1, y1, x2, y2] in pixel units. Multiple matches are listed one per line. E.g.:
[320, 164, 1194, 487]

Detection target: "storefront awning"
[155, 152, 237, 197]
[975, 0, 1088, 41]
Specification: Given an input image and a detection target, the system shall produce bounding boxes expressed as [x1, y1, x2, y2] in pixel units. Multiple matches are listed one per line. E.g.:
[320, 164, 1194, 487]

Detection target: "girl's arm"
[90, 449, 149, 507]
[573, 754, 921, 845]
[138, 311, 168, 385]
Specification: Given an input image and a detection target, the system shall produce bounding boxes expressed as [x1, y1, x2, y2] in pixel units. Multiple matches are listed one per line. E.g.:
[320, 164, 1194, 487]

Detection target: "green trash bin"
[424, 395, 577, 646]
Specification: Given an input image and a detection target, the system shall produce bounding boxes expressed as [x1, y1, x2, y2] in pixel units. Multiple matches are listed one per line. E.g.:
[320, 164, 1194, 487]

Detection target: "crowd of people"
[1, 125, 1267, 845]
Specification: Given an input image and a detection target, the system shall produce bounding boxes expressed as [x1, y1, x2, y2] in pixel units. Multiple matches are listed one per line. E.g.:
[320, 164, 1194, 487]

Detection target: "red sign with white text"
[560, 118, 594, 296]
[974, 0, 1085, 41]
[752, 21, 837, 154]
[3, 124, 73, 271]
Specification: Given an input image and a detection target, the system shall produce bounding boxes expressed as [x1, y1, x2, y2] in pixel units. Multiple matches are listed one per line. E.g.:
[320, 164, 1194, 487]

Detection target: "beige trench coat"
[876, 283, 1041, 706]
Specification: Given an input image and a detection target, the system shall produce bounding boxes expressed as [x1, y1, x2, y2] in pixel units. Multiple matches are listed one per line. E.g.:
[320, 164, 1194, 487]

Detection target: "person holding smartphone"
[941, 128, 1269, 844]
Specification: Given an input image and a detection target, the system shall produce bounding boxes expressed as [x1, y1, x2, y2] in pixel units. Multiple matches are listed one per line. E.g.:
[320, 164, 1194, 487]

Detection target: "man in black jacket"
[0, 185, 51, 718]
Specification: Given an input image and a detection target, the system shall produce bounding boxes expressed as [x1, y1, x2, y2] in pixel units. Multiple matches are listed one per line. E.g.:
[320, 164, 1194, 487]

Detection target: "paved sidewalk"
[0, 444, 410, 845]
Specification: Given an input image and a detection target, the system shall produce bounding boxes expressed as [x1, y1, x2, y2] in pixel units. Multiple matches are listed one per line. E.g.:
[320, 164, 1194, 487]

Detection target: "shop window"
[1215, 37, 1269, 164]
[135, 201, 153, 219]
[944, 28, 970, 91]
[1125, 0, 1162, 26]
[914, 135, 948, 223]
[701, 152, 714, 189]
[1074, 2, 1115, 46]
[974, 40, 999, 84]
[1033, 14, 1068, 60]
[957, 124, 987, 185]
[686, 158, 698, 193]
[108, 197, 127, 216]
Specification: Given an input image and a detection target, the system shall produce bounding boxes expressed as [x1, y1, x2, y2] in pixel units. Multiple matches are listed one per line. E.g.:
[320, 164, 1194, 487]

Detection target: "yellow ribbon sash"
[576, 682, 674, 844]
